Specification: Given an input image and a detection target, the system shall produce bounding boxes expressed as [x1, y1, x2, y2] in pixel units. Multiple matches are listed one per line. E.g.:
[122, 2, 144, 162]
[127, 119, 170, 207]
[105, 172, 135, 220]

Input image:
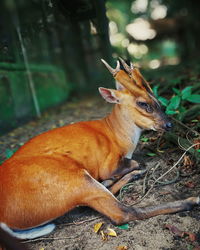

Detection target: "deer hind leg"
[82, 171, 199, 225]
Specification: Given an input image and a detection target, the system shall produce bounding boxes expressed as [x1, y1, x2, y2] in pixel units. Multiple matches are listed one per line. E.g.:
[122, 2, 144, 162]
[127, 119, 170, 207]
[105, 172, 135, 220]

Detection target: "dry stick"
[186, 130, 197, 146]
[152, 164, 180, 185]
[171, 117, 199, 136]
[130, 142, 200, 206]
[178, 136, 188, 151]
[23, 235, 80, 243]
[58, 216, 101, 227]
[119, 163, 159, 202]
[156, 132, 165, 153]
[142, 163, 160, 195]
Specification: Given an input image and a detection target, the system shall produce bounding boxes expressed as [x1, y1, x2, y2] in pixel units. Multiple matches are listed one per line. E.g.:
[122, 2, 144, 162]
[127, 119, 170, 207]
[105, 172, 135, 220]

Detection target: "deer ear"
[98, 87, 120, 104]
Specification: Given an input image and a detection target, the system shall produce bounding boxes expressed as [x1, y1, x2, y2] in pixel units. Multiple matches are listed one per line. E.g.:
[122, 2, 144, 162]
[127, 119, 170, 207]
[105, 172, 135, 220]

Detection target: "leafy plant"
[116, 224, 129, 230]
[140, 136, 149, 142]
[153, 85, 200, 120]
[146, 152, 157, 157]
[5, 148, 16, 159]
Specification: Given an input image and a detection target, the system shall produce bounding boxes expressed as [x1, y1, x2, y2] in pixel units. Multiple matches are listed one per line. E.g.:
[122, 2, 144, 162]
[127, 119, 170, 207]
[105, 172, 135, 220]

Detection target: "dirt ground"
[0, 96, 200, 250]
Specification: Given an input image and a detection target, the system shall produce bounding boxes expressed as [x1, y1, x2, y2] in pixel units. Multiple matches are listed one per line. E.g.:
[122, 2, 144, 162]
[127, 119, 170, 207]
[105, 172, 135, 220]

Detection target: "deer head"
[100, 58, 172, 131]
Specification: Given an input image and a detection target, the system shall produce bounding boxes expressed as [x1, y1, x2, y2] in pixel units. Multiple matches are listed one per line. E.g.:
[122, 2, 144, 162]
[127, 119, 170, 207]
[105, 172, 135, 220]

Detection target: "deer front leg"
[109, 169, 146, 195]
[83, 171, 199, 225]
[101, 158, 142, 188]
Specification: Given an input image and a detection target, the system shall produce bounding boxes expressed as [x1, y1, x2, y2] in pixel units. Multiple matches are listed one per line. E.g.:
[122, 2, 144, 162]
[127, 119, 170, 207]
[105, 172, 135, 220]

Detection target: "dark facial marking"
[141, 78, 153, 94]
[137, 101, 153, 113]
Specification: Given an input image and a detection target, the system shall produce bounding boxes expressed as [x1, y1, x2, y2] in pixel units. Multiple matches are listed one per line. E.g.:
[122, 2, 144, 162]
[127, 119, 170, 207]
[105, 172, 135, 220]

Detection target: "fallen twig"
[22, 235, 80, 243]
[58, 216, 101, 227]
[130, 142, 200, 205]
[171, 117, 199, 136]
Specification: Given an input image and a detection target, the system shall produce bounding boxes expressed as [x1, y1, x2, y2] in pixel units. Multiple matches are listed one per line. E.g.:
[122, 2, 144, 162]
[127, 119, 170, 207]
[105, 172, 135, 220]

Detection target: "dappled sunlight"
[126, 18, 156, 41]
[110, 33, 125, 46]
[151, 4, 167, 20]
[106, 0, 181, 68]
[121, 38, 130, 48]
[131, 0, 148, 13]
[109, 21, 118, 34]
[149, 59, 161, 69]
[127, 43, 148, 59]
[109, 21, 126, 46]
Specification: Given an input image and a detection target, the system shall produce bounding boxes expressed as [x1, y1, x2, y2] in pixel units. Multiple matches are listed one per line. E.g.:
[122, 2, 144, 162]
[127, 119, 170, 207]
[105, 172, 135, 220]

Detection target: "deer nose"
[164, 122, 173, 131]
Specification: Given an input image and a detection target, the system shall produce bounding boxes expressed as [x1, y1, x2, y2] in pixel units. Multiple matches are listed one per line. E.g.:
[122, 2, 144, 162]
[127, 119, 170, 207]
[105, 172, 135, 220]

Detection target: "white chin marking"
[125, 124, 142, 159]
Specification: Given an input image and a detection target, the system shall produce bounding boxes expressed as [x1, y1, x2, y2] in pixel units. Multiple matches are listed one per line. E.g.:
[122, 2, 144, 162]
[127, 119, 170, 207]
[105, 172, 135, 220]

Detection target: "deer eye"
[137, 101, 148, 109]
[137, 101, 153, 113]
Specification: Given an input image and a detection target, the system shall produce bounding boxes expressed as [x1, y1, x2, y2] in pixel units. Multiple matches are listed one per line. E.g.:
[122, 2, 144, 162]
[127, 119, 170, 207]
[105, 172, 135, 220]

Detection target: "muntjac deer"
[0, 58, 199, 239]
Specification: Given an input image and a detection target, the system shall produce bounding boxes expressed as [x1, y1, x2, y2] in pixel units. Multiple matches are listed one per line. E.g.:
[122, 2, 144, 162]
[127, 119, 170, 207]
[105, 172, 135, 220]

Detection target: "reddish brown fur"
[0, 61, 199, 232]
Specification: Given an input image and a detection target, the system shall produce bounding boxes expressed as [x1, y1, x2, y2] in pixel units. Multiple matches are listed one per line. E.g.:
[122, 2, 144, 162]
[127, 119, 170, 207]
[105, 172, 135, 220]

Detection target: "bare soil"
[0, 96, 199, 250]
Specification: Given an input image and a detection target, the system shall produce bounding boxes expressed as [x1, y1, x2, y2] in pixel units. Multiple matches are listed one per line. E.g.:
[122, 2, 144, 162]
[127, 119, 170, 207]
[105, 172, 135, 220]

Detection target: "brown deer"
[0, 58, 199, 239]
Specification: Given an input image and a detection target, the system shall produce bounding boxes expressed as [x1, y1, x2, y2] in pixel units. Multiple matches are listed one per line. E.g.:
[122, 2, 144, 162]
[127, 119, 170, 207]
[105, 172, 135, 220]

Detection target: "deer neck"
[104, 104, 142, 159]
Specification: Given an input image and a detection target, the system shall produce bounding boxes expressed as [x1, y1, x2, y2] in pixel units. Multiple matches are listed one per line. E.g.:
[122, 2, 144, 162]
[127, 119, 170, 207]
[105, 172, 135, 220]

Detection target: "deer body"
[0, 58, 199, 239]
[0, 107, 139, 229]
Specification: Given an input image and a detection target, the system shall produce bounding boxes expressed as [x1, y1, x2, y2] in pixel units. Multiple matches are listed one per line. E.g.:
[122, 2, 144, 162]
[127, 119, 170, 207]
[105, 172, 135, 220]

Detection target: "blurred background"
[0, 0, 200, 134]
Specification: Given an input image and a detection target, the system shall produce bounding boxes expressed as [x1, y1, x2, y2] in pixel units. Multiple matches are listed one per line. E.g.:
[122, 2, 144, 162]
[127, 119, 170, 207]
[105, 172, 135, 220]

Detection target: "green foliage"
[153, 85, 200, 120]
[116, 224, 129, 230]
[5, 148, 14, 159]
[140, 136, 149, 142]
[5, 148, 17, 159]
[146, 152, 156, 157]
[185, 95, 200, 103]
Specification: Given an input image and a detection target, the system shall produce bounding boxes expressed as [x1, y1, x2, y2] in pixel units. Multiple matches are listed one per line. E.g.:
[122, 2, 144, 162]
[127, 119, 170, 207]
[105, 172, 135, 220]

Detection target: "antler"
[101, 59, 120, 76]
[118, 58, 152, 93]
[118, 57, 133, 74]
[101, 58, 152, 95]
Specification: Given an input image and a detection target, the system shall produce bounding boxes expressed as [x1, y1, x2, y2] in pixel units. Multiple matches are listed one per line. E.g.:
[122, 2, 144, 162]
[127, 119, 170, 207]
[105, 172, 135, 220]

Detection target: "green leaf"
[172, 87, 180, 95]
[146, 153, 156, 157]
[116, 224, 129, 230]
[158, 97, 169, 107]
[166, 110, 177, 115]
[167, 95, 181, 110]
[185, 94, 200, 103]
[5, 149, 14, 159]
[181, 86, 192, 100]
[140, 136, 149, 142]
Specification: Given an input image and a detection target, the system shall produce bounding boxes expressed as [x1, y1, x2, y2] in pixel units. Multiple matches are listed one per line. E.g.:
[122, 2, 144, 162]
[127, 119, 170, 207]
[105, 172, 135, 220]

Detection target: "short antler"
[118, 57, 132, 74]
[101, 59, 120, 76]
[102, 58, 152, 95]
